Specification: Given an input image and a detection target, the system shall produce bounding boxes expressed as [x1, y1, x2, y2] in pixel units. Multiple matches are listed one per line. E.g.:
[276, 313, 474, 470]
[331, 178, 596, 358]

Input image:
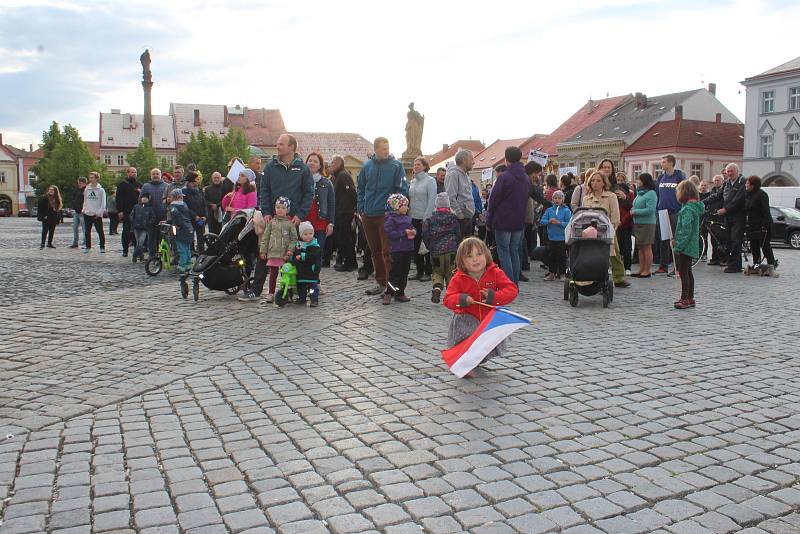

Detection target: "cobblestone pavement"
[2, 217, 800, 534]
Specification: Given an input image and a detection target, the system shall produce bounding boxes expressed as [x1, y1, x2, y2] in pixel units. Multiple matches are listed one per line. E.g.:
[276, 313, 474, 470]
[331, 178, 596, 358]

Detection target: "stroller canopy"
[565, 207, 615, 245]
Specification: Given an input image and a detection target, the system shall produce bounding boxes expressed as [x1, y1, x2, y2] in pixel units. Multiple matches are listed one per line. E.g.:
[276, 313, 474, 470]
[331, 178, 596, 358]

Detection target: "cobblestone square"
[1, 218, 800, 533]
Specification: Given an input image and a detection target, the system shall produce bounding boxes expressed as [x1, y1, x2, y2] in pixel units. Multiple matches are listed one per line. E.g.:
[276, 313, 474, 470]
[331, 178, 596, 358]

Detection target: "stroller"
[563, 207, 615, 308]
[180, 209, 258, 301]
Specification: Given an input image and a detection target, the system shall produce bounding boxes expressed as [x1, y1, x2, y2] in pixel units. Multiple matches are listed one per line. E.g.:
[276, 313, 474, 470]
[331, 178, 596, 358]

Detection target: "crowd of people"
[37, 136, 779, 316]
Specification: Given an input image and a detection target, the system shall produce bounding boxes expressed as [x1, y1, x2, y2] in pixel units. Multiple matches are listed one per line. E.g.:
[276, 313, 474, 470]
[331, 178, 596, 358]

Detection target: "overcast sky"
[1, 0, 798, 155]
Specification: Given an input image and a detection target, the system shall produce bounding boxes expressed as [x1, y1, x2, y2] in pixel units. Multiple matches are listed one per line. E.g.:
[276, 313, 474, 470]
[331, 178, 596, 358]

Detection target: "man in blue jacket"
[259, 134, 314, 225]
[357, 137, 408, 296]
[655, 154, 685, 274]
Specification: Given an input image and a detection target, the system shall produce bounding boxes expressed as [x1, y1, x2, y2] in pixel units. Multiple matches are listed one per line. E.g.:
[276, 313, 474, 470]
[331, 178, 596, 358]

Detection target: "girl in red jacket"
[443, 237, 519, 367]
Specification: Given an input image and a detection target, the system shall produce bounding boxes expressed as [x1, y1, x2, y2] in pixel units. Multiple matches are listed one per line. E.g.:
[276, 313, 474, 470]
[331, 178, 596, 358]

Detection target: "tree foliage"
[177, 128, 251, 184]
[31, 122, 111, 208]
[126, 138, 159, 181]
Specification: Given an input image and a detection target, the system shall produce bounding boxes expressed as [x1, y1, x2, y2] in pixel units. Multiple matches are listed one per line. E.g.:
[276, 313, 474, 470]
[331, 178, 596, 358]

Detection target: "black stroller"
[563, 207, 615, 308]
[180, 209, 259, 301]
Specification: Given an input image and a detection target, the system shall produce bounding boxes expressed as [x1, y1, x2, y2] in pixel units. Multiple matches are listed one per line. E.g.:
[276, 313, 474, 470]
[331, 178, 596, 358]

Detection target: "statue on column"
[403, 102, 424, 159]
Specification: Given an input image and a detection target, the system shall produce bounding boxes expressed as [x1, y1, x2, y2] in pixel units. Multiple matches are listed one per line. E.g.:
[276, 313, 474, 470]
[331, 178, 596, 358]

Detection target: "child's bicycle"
[274, 262, 297, 307]
[145, 223, 177, 276]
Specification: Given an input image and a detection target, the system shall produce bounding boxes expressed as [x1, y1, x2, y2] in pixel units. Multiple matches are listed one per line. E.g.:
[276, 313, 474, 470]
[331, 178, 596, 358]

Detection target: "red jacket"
[443, 263, 518, 321]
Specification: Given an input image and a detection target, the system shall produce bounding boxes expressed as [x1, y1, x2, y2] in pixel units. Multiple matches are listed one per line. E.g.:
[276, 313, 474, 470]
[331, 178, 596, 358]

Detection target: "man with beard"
[116, 166, 141, 257]
[330, 155, 358, 271]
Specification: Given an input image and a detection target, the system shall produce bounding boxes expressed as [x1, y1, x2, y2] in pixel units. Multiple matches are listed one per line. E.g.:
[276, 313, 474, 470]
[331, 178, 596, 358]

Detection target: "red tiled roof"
[519, 134, 551, 157]
[229, 108, 286, 147]
[623, 118, 744, 154]
[473, 137, 529, 169]
[4, 145, 44, 159]
[428, 140, 486, 167]
[290, 132, 374, 164]
[541, 95, 631, 156]
[84, 141, 101, 158]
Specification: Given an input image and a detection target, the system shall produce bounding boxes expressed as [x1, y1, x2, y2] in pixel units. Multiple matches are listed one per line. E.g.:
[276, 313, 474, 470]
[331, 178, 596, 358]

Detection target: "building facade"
[742, 56, 800, 186]
[0, 135, 43, 214]
[99, 110, 177, 173]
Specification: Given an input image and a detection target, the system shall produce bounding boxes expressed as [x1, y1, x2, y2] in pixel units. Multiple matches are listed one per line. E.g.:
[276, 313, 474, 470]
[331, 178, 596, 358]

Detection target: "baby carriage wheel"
[569, 286, 579, 307]
[145, 257, 162, 276]
[608, 279, 614, 302]
[563, 279, 570, 301]
[192, 278, 200, 301]
[180, 278, 189, 299]
[602, 288, 609, 308]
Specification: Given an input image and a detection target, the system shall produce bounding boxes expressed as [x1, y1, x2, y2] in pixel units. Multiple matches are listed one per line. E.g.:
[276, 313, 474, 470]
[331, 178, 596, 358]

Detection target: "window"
[117, 154, 125, 166]
[788, 133, 800, 157]
[762, 90, 775, 113]
[28, 171, 36, 182]
[589, 160, 596, 169]
[790, 87, 800, 111]
[632, 164, 643, 179]
[690, 163, 703, 180]
[104, 154, 112, 165]
[166, 156, 175, 167]
[653, 163, 663, 177]
[0, 171, 5, 183]
[579, 161, 587, 172]
[761, 135, 774, 158]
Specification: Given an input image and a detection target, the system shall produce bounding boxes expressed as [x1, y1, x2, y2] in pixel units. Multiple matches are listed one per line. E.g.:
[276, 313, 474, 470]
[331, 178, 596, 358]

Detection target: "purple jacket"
[384, 212, 415, 253]
[487, 162, 529, 232]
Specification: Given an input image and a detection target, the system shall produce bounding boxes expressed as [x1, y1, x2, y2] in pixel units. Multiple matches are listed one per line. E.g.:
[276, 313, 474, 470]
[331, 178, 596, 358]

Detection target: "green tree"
[223, 127, 251, 165]
[126, 138, 159, 180]
[32, 122, 108, 209]
[177, 128, 239, 184]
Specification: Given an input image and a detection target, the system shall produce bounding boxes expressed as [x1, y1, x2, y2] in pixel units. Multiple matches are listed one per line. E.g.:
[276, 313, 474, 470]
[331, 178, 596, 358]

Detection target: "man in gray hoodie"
[444, 150, 475, 239]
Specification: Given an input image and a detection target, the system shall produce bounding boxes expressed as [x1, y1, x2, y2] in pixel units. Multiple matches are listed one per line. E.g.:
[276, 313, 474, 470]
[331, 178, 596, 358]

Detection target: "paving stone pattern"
[2, 218, 800, 533]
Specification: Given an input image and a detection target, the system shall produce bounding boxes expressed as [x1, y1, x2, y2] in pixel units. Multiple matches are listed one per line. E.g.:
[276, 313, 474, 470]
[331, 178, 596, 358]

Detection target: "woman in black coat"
[38, 185, 63, 249]
[744, 175, 776, 267]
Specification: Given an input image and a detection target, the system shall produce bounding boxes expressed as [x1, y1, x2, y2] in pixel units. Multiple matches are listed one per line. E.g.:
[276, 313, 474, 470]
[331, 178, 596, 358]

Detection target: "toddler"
[541, 190, 572, 280]
[168, 189, 194, 273]
[673, 180, 704, 309]
[255, 197, 297, 304]
[422, 192, 460, 303]
[130, 193, 155, 262]
[383, 193, 415, 305]
[291, 221, 321, 307]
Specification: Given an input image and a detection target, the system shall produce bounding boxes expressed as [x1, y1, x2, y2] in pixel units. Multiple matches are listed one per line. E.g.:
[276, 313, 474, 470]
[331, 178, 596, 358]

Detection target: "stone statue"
[140, 49, 154, 144]
[140, 49, 151, 80]
[403, 102, 424, 159]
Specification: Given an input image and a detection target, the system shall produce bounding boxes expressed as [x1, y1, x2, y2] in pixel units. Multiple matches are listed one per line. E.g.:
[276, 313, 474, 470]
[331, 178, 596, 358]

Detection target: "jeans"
[71, 213, 85, 246]
[147, 224, 160, 258]
[659, 211, 678, 268]
[617, 227, 632, 270]
[494, 229, 523, 283]
[121, 215, 133, 254]
[547, 240, 566, 275]
[518, 233, 530, 270]
[84, 215, 105, 249]
[133, 229, 148, 259]
[176, 240, 192, 271]
[297, 282, 319, 303]
[194, 223, 206, 254]
[387, 251, 412, 296]
[108, 213, 119, 235]
[41, 221, 57, 246]
[727, 217, 746, 270]
[314, 230, 327, 271]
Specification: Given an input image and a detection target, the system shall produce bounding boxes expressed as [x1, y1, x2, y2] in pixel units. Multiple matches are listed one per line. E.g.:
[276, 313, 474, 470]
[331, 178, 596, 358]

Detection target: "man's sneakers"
[238, 290, 259, 302]
[365, 285, 385, 296]
[431, 286, 442, 303]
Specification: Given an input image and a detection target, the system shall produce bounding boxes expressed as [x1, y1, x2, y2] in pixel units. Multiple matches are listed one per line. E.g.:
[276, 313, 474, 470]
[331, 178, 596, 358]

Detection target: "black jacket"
[182, 186, 207, 220]
[116, 177, 141, 215]
[704, 176, 746, 220]
[745, 189, 771, 232]
[292, 240, 321, 283]
[131, 203, 156, 230]
[333, 169, 357, 216]
[37, 196, 60, 224]
[529, 183, 553, 209]
[73, 186, 85, 213]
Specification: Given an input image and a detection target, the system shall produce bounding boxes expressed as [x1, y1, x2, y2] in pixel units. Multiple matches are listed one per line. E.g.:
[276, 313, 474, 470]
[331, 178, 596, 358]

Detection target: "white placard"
[481, 168, 494, 183]
[227, 158, 245, 183]
[559, 166, 578, 177]
[658, 209, 673, 241]
[528, 149, 548, 167]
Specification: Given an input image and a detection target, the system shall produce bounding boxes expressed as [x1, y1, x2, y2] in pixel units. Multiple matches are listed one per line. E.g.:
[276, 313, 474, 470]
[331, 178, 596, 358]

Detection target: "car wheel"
[790, 230, 800, 250]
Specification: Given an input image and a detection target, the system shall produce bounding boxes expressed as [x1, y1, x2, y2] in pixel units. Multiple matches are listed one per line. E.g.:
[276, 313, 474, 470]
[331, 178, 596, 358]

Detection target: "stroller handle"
[572, 206, 608, 215]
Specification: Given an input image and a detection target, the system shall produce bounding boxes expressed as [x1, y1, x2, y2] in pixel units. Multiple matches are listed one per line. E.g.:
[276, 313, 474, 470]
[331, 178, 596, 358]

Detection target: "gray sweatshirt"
[444, 166, 475, 219]
[408, 172, 437, 220]
[83, 184, 107, 217]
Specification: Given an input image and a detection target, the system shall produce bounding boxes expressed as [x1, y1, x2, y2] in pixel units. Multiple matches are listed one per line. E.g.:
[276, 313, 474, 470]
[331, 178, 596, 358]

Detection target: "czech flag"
[442, 307, 531, 378]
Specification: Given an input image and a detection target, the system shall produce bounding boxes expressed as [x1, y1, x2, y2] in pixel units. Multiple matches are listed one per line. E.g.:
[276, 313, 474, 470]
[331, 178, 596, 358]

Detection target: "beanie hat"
[435, 192, 451, 209]
[275, 196, 291, 210]
[386, 193, 409, 212]
[298, 221, 314, 236]
[171, 188, 184, 198]
[240, 168, 256, 182]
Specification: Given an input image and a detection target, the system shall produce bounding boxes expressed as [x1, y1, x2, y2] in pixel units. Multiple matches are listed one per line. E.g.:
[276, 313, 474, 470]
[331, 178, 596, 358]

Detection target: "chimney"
[0, 133, 3, 146]
[442, 143, 449, 152]
[716, 113, 722, 123]
[635, 92, 648, 109]
[588, 98, 594, 110]
[675, 105, 683, 120]
[708, 83, 716, 96]
[29, 144, 33, 152]
[111, 109, 121, 114]
[224, 106, 229, 127]
[193, 109, 200, 127]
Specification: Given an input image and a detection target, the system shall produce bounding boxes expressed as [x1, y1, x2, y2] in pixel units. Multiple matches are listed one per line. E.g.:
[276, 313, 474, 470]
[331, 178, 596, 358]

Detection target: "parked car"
[0, 207, 9, 217]
[30, 206, 39, 219]
[17, 208, 30, 217]
[770, 206, 800, 249]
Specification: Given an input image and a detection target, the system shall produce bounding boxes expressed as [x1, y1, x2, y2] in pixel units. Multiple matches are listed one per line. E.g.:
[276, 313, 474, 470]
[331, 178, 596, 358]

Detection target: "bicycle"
[145, 223, 177, 276]
[693, 211, 750, 268]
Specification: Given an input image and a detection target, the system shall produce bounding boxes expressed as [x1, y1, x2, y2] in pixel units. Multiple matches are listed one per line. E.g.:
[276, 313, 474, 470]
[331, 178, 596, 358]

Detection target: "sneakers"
[69, 244, 79, 249]
[261, 293, 274, 304]
[395, 294, 411, 302]
[47, 244, 55, 249]
[419, 274, 431, 282]
[654, 266, 667, 274]
[382, 294, 392, 305]
[357, 269, 370, 281]
[624, 269, 631, 276]
[365, 284, 385, 296]
[309, 300, 319, 307]
[431, 286, 442, 303]
[687, 299, 696, 307]
[83, 248, 90, 254]
[544, 273, 556, 281]
[674, 299, 691, 309]
[122, 252, 128, 257]
[237, 291, 259, 302]
[39, 244, 45, 250]
[100, 248, 106, 254]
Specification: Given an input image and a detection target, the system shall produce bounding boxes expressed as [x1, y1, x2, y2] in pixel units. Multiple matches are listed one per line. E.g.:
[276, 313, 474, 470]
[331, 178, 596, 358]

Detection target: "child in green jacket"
[672, 181, 704, 309]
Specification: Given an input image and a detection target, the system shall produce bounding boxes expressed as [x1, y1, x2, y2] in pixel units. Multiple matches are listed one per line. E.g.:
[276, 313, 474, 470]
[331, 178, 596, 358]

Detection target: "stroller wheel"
[608, 280, 614, 302]
[180, 279, 189, 299]
[603, 289, 609, 308]
[192, 278, 200, 301]
[569, 286, 579, 307]
[563, 279, 570, 301]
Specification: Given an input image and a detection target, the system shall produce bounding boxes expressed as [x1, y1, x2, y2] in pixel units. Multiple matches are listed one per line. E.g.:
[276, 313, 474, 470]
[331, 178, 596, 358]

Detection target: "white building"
[99, 110, 177, 172]
[742, 56, 800, 186]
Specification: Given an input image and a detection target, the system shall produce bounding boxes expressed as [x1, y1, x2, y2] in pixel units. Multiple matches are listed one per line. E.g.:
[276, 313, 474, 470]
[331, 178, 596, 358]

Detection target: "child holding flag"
[443, 237, 519, 372]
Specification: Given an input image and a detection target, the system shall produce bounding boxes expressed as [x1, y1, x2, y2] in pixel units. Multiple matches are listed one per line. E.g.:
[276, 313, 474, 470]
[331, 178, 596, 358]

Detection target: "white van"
[763, 187, 800, 209]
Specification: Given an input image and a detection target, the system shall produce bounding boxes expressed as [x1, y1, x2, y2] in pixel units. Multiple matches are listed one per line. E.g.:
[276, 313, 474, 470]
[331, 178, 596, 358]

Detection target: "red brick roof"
[473, 137, 529, 169]
[428, 140, 486, 167]
[84, 141, 101, 158]
[4, 145, 44, 159]
[540, 95, 631, 156]
[623, 118, 744, 155]
[228, 108, 286, 147]
[290, 132, 374, 164]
